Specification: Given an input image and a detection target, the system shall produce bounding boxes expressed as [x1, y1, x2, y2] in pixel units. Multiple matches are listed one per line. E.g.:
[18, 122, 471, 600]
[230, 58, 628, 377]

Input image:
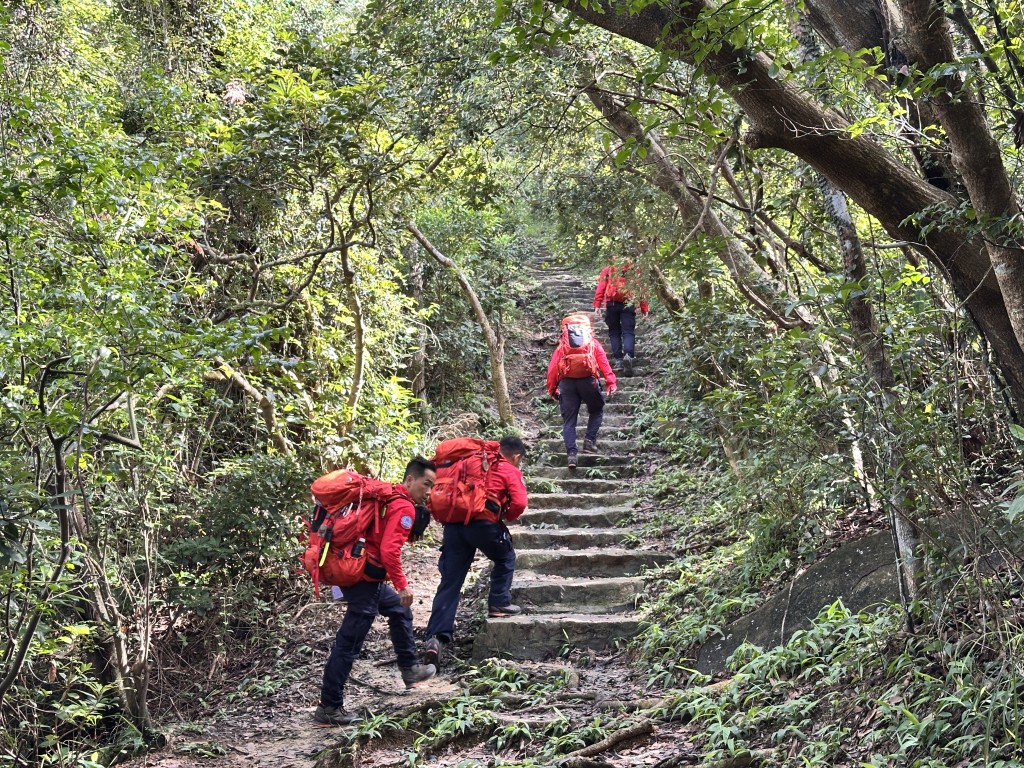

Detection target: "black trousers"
[604, 301, 636, 358]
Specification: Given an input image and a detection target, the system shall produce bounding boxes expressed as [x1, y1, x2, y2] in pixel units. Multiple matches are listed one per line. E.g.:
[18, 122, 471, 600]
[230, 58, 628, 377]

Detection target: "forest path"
[474, 262, 669, 659]
[123, 262, 682, 768]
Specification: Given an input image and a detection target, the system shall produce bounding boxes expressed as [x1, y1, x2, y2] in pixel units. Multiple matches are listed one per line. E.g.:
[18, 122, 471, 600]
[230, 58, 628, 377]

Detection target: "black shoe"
[488, 603, 523, 618]
[623, 354, 634, 376]
[423, 637, 444, 668]
[400, 663, 437, 689]
[313, 705, 361, 727]
[583, 438, 597, 453]
[567, 450, 578, 468]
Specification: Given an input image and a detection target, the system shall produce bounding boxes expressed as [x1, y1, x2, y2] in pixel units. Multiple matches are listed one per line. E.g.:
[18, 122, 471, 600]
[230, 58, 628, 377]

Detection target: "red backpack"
[606, 272, 630, 303]
[300, 470, 404, 598]
[429, 438, 501, 525]
[558, 314, 598, 379]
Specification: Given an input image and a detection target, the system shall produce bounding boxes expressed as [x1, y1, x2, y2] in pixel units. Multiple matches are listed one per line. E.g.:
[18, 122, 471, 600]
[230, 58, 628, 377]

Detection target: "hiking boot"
[583, 438, 598, 453]
[567, 449, 578, 468]
[400, 663, 437, 689]
[488, 604, 523, 618]
[313, 705, 361, 727]
[612, 357, 623, 372]
[623, 354, 635, 376]
[423, 637, 444, 669]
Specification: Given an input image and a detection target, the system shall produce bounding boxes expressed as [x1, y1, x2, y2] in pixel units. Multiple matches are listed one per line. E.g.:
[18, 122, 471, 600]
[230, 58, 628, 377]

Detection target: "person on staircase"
[314, 457, 438, 727]
[593, 259, 649, 376]
[421, 436, 529, 670]
[546, 314, 617, 468]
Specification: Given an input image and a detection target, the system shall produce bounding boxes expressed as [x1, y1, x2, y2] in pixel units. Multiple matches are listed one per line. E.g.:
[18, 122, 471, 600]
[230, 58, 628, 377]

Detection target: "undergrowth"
[319, 661, 642, 767]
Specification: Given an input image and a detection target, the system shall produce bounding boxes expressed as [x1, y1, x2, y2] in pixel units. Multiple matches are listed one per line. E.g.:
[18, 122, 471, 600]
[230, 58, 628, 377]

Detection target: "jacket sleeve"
[379, 498, 414, 591]
[546, 348, 563, 397]
[594, 341, 617, 389]
[594, 267, 610, 308]
[500, 463, 529, 522]
[639, 300, 649, 314]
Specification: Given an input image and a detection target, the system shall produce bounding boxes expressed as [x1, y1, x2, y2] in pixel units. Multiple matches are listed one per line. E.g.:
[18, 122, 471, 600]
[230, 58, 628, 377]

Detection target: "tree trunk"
[786, 0, 921, 599]
[549, 0, 1024, 412]
[895, 0, 1024, 365]
[211, 357, 293, 454]
[339, 243, 366, 437]
[408, 251, 429, 416]
[407, 223, 515, 425]
[584, 85, 816, 332]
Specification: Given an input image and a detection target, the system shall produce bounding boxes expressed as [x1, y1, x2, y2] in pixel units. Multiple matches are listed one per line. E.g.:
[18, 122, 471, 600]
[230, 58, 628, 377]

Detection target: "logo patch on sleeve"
[400, 515, 413, 530]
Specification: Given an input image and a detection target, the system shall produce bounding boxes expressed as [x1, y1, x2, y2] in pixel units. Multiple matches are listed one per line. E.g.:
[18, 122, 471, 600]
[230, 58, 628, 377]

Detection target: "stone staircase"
[473, 265, 669, 660]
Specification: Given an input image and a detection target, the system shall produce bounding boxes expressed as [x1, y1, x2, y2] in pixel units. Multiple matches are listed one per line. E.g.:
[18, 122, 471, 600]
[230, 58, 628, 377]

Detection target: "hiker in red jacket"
[421, 436, 529, 669]
[547, 316, 617, 468]
[315, 457, 437, 727]
[594, 261, 649, 376]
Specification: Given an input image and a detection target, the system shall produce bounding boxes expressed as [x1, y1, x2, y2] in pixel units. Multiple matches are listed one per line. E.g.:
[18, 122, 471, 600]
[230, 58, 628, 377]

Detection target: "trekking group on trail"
[301, 262, 644, 726]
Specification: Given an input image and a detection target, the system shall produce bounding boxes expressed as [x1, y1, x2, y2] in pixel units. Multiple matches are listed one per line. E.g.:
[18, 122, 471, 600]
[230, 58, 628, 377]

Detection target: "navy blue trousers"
[319, 580, 417, 707]
[604, 301, 637, 358]
[559, 376, 605, 453]
[424, 520, 516, 644]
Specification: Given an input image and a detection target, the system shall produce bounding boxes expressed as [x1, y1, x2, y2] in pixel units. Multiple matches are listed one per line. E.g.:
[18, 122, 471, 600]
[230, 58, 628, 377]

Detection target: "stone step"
[473, 613, 641, 661]
[516, 548, 670, 578]
[599, 402, 640, 413]
[528, 465, 641, 480]
[525, 477, 631, 494]
[537, 438, 639, 455]
[537, 425, 637, 441]
[528, 491, 633, 510]
[541, 452, 637, 469]
[608, 379, 649, 392]
[524, 506, 633, 527]
[537, 410, 639, 426]
[511, 526, 624, 548]
[511, 575, 643, 613]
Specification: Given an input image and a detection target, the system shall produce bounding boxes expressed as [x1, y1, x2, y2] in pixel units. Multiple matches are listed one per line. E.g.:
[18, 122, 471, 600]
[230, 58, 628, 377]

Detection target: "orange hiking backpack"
[429, 437, 501, 525]
[300, 470, 403, 598]
[558, 314, 598, 379]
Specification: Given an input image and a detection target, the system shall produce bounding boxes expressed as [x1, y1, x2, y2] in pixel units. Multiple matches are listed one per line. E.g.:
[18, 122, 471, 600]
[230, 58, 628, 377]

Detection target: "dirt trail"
[125, 260, 680, 768]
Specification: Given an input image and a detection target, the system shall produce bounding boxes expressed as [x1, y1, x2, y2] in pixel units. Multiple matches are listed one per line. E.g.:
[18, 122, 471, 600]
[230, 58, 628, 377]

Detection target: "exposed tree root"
[560, 719, 656, 762]
[652, 749, 778, 768]
[561, 759, 616, 768]
[494, 690, 597, 706]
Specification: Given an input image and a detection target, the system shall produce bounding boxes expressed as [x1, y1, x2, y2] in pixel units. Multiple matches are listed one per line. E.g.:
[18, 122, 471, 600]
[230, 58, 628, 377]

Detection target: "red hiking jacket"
[481, 459, 529, 524]
[594, 265, 649, 314]
[546, 340, 617, 399]
[366, 486, 415, 591]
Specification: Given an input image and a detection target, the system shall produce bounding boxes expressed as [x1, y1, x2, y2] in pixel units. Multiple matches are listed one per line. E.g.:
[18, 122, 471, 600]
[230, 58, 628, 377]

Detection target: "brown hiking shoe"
[567, 450, 578, 468]
[313, 705, 361, 727]
[583, 438, 598, 453]
[400, 663, 437, 689]
[488, 604, 523, 618]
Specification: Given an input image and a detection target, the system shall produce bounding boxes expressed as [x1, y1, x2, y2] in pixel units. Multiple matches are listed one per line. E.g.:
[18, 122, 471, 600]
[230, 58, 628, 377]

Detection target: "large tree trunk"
[548, 0, 1024, 412]
[786, 0, 921, 601]
[895, 0, 1024, 364]
[407, 223, 515, 425]
[584, 85, 816, 332]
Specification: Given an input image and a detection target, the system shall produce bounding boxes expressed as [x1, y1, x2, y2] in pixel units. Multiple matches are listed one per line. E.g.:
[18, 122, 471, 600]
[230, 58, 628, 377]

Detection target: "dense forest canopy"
[4, 0, 1024, 765]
